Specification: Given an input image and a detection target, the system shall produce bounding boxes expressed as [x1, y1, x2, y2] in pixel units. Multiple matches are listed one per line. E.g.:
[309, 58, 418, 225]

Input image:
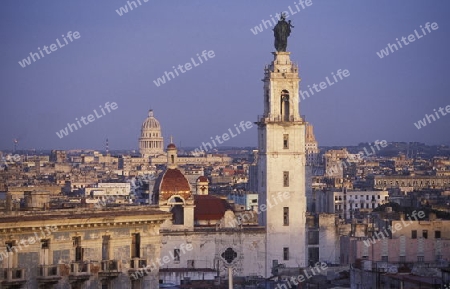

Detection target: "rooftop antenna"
[106, 138, 109, 155]
[13, 139, 19, 153]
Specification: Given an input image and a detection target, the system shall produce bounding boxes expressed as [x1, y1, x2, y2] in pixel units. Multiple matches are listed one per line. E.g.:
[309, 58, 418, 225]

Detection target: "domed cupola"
[139, 110, 164, 158]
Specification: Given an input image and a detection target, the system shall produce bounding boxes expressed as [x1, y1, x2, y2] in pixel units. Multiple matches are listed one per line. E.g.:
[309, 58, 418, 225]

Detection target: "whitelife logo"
[376, 22, 439, 59]
[115, 0, 149, 16]
[0, 226, 58, 261]
[299, 69, 350, 102]
[18, 31, 81, 68]
[153, 50, 215, 87]
[191, 121, 253, 156]
[250, 0, 313, 35]
[55, 102, 118, 139]
[413, 104, 450, 129]
[363, 211, 425, 247]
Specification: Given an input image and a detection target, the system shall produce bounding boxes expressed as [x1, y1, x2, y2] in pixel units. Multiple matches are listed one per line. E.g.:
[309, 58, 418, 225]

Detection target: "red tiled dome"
[157, 169, 191, 201]
[167, 143, 176, 149]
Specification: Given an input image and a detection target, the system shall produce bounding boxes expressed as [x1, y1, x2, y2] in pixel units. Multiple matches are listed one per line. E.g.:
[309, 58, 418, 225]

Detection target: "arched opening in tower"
[170, 197, 184, 225]
[281, 90, 290, 121]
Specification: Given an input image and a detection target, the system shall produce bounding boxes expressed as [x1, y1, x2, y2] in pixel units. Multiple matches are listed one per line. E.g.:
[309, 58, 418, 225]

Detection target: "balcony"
[37, 265, 61, 286]
[69, 261, 92, 283]
[99, 260, 121, 279]
[257, 115, 304, 124]
[1, 268, 26, 288]
[130, 258, 147, 269]
[128, 258, 149, 277]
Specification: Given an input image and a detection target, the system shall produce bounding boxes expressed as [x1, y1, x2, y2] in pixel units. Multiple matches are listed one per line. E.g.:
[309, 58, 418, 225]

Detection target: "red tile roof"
[194, 195, 233, 221]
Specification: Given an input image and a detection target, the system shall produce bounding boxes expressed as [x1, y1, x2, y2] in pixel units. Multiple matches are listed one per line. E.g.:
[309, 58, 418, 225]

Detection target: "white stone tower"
[256, 51, 307, 276]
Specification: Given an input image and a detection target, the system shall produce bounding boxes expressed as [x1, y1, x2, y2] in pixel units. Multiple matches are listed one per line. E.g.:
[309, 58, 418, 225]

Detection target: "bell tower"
[257, 50, 307, 276]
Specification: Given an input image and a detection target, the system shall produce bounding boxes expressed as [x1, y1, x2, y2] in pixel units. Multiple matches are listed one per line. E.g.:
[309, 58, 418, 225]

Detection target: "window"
[41, 239, 50, 249]
[131, 233, 140, 258]
[435, 231, 441, 239]
[308, 231, 319, 245]
[399, 256, 406, 263]
[411, 230, 417, 239]
[73, 236, 83, 261]
[280, 90, 290, 121]
[381, 256, 388, 262]
[174, 249, 180, 263]
[102, 236, 110, 261]
[417, 256, 424, 263]
[366, 195, 369, 200]
[355, 195, 358, 199]
[422, 230, 428, 239]
[283, 171, 289, 187]
[283, 134, 289, 149]
[283, 207, 289, 226]
[377, 195, 380, 199]
[283, 248, 289, 260]
[187, 260, 195, 268]
[5, 241, 16, 254]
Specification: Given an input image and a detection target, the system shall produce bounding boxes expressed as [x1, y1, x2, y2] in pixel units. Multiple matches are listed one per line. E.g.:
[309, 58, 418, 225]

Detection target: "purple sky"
[1, 1, 449, 150]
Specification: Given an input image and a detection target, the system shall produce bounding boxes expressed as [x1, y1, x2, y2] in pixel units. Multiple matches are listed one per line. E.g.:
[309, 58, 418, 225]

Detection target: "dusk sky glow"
[1, 1, 449, 150]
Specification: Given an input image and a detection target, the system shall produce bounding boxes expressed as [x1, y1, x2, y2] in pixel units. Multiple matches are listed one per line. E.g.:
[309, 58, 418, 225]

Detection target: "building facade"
[152, 143, 266, 284]
[0, 207, 170, 289]
[333, 190, 389, 220]
[374, 175, 450, 191]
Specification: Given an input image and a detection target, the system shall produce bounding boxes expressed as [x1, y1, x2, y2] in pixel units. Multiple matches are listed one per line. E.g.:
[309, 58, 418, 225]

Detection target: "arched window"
[280, 90, 290, 121]
[171, 197, 184, 225]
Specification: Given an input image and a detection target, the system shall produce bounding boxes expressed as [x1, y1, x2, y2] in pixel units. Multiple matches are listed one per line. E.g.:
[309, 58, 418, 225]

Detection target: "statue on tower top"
[273, 13, 293, 52]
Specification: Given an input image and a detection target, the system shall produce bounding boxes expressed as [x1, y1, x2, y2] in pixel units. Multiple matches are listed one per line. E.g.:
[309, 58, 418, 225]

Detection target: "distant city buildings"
[305, 123, 319, 166]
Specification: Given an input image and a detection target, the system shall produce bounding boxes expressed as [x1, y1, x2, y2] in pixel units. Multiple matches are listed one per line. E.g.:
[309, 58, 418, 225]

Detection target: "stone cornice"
[0, 208, 171, 233]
